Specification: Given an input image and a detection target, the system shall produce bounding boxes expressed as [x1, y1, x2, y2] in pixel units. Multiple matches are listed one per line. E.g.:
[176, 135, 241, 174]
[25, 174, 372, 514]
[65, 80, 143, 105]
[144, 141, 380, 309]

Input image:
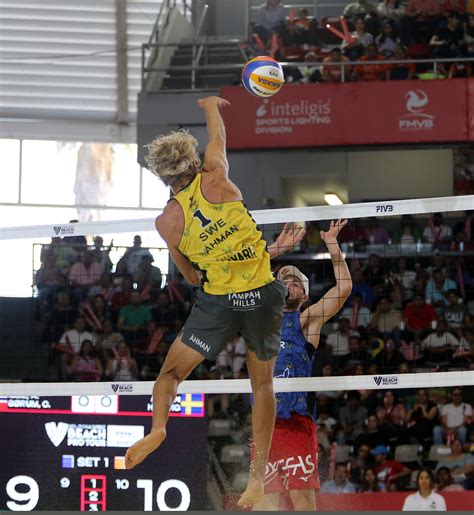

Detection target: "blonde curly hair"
[145, 129, 201, 185]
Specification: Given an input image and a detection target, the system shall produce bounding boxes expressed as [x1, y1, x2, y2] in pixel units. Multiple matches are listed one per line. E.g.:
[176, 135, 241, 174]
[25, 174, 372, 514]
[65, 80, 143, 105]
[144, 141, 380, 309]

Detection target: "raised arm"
[300, 220, 353, 347]
[197, 96, 231, 177]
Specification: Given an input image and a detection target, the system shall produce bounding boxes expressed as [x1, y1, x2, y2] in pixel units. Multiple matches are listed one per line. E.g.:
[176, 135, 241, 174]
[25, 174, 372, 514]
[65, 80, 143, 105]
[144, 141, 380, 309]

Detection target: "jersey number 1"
[193, 209, 212, 228]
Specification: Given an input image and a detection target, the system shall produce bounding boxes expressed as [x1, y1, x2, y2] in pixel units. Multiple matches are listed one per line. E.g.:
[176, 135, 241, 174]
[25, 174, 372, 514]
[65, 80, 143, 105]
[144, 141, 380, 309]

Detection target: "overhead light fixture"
[324, 193, 343, 206]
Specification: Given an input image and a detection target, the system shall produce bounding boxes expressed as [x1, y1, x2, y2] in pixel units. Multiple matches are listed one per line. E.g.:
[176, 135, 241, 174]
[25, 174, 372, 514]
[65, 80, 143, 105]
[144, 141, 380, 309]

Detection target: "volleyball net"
[0, 193, 472, 394]
[0, 194, 473, 510]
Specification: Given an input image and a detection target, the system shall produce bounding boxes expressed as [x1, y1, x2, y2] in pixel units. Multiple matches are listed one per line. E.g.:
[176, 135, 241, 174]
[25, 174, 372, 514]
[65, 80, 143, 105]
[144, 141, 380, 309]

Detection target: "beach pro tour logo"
[45, 422, 69, 447]
[399, 90, 434, 131]
[373, 375, 398, 387]
[111, 384, 133, 393]
[52, 225, 75, 237]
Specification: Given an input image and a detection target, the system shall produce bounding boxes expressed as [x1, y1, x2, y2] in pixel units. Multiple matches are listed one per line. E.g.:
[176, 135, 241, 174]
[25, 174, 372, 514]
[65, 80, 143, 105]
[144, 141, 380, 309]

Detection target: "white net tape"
[1, 194, 473, 240]
[0, 370, 472, 397]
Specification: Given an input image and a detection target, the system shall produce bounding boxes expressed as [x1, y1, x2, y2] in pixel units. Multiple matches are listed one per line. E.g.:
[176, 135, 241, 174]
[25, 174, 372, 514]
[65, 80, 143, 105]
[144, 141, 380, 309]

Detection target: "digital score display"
[0, 394, 208, 511]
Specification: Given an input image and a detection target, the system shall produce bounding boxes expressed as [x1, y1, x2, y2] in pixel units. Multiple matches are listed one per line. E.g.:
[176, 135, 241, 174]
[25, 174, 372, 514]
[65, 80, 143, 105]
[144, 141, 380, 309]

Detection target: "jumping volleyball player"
[253, 220, 352, 511]
[124, 96, 305, 508]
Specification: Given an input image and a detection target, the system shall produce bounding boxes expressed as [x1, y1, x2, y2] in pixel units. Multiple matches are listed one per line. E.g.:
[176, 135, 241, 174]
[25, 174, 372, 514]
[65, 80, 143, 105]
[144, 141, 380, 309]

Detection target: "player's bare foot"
[125, 428, 166, 469]
[237, 478, 264, 509]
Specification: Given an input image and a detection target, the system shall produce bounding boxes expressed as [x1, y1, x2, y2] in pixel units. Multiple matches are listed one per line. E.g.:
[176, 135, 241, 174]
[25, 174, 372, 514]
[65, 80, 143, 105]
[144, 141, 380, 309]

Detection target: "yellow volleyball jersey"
[173, 173, 274, 295]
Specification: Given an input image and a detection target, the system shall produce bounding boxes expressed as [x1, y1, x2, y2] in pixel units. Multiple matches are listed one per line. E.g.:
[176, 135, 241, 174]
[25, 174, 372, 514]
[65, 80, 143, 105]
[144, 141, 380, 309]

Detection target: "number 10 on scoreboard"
[80, 475, 106, 511]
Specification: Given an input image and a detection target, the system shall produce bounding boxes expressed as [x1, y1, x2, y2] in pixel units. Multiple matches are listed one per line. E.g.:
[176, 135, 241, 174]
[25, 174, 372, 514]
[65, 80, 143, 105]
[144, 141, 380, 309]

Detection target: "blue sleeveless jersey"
[274, 311, 312, 419]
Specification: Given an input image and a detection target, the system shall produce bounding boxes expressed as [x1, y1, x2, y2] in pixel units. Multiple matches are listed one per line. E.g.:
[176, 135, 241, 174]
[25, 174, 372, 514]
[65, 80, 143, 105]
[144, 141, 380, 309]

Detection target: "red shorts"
[257, 413, 320, 493]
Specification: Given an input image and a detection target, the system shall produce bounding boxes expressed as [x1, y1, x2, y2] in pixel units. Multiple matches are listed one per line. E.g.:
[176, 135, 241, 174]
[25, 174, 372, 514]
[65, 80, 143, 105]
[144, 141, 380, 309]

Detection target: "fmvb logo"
[399, 89, 434, 131]
[373, 375, 398, 387]
[111, 384, 133, 393]
[52, 225, 75, 237]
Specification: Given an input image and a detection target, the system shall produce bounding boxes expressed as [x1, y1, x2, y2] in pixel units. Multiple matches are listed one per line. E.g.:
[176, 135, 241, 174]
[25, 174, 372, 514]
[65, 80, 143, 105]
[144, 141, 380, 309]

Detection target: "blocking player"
[124, 96, 305, 508]
[253, 219, 352, 511]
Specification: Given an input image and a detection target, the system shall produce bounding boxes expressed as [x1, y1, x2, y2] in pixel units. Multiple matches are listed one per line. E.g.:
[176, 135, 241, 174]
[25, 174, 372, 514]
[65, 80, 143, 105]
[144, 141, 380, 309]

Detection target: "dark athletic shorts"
[179, 280, 287, 361]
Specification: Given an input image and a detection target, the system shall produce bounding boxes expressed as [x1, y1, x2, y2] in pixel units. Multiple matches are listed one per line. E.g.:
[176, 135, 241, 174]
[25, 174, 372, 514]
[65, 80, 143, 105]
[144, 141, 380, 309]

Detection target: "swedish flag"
[180, 393, 205, 416]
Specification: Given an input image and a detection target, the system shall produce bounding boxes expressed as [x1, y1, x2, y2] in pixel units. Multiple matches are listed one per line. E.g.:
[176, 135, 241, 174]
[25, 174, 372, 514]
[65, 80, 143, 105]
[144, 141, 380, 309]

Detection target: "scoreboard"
[0, 394, 207, 511]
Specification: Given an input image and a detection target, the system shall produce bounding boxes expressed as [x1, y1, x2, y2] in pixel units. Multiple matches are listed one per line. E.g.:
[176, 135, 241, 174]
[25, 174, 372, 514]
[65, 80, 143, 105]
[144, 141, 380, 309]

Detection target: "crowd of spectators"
[35, 231, 192, 382]
[250, 0, 474, 82]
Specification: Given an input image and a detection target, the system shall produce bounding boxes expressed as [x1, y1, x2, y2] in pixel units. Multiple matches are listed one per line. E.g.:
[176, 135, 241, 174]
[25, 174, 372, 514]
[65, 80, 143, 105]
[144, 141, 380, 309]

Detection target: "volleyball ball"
[242, 56, 284, 98]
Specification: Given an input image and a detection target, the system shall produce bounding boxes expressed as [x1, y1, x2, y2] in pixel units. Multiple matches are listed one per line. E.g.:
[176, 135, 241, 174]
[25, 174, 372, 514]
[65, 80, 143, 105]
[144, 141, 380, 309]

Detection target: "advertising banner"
[221, 79, 470, 149]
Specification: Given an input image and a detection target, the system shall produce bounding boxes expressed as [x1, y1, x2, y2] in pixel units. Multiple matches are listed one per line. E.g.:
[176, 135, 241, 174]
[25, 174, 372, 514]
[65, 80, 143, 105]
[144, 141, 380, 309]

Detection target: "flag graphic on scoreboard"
[180, 394, 205, 416]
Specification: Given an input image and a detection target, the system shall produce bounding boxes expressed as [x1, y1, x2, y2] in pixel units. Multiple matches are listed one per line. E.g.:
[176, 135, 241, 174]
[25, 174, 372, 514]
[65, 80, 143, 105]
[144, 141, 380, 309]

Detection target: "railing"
[141, 46, 474, 91]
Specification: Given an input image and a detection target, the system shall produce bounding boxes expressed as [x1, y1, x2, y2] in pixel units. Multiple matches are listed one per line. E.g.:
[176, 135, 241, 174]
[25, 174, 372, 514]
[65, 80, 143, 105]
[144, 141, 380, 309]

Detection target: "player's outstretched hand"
[197, 96, 231, 110]
[275, 222, 306, 251]
[320, 219, 348, 244]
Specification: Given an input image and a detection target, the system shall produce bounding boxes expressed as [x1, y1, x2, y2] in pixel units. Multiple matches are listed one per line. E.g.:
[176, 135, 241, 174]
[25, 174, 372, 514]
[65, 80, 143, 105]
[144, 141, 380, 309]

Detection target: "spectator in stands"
[91, 236, 113, 273]
[430, 11, 464, 68]
[423, 213, 453, 246]
[462, 14, 474, 57]
[373, 445, 411, 489]
[433, 387, 472, 444]
[70, 339, 103, 382]
[350, 443, 375, 484]
[216, 333, 247, 379]
[404, 0, 440, 44]
[95, 319, 125, 353]
[395, 215, 422, 245]
[373, 338, 405, 374]
[117, 291, 151, 345]
[402, 468, 447, 511]
[376, 390, 406, 439]
[286, 8, 314, 46]
[343, 293, 372, 330]
[405, 388, 439, 444]
[326, 317, 354, 370]
[68, 250, 104, 302]
[422, 319, 460, 364]
[435, 438, 474, 476]
[112, 258, 132, 286]
[122, 235, 153, 276]
[55, 315, 94, 379]
[343, 16, 374, 61]
[345, 335, 368, 370]
[356, 414, 389, 448]
[376, 19, 401, 56]
[370, 297, 402, 336]
[322, 47, 351, 83]
[321, 463, 357, 493]
[377, 0, 405, 22]
[441, 0, 466, 16]
[254, 0, 286, 46]
[134, 255, 162, 293]
[343, 0, 377, 19]
[425, 269, 457, 307]
[351, 268, 375, 308]
[286, 51, 322, 84]
[455, 327, 473, 366]
[110, 276, 134, 315]
[386, 45, 416, 79]
[364, 217, 391, 244]
[81, 294, 109, 334]
[359, 467, 386, 492]
[89, 273, 117, 305]
[363, 253, 386, 301]
[35, 253, 66, 311]
[150, 290, 185, 342]
[395, 257, 416, 300]
[106, 341, 139, 381]
[43, 290, 78, 343]
[339, 390, 368, 443]
[443, 290, 466, 337]
[436, 466, 465, 492]
[403, 294, 437, 338]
